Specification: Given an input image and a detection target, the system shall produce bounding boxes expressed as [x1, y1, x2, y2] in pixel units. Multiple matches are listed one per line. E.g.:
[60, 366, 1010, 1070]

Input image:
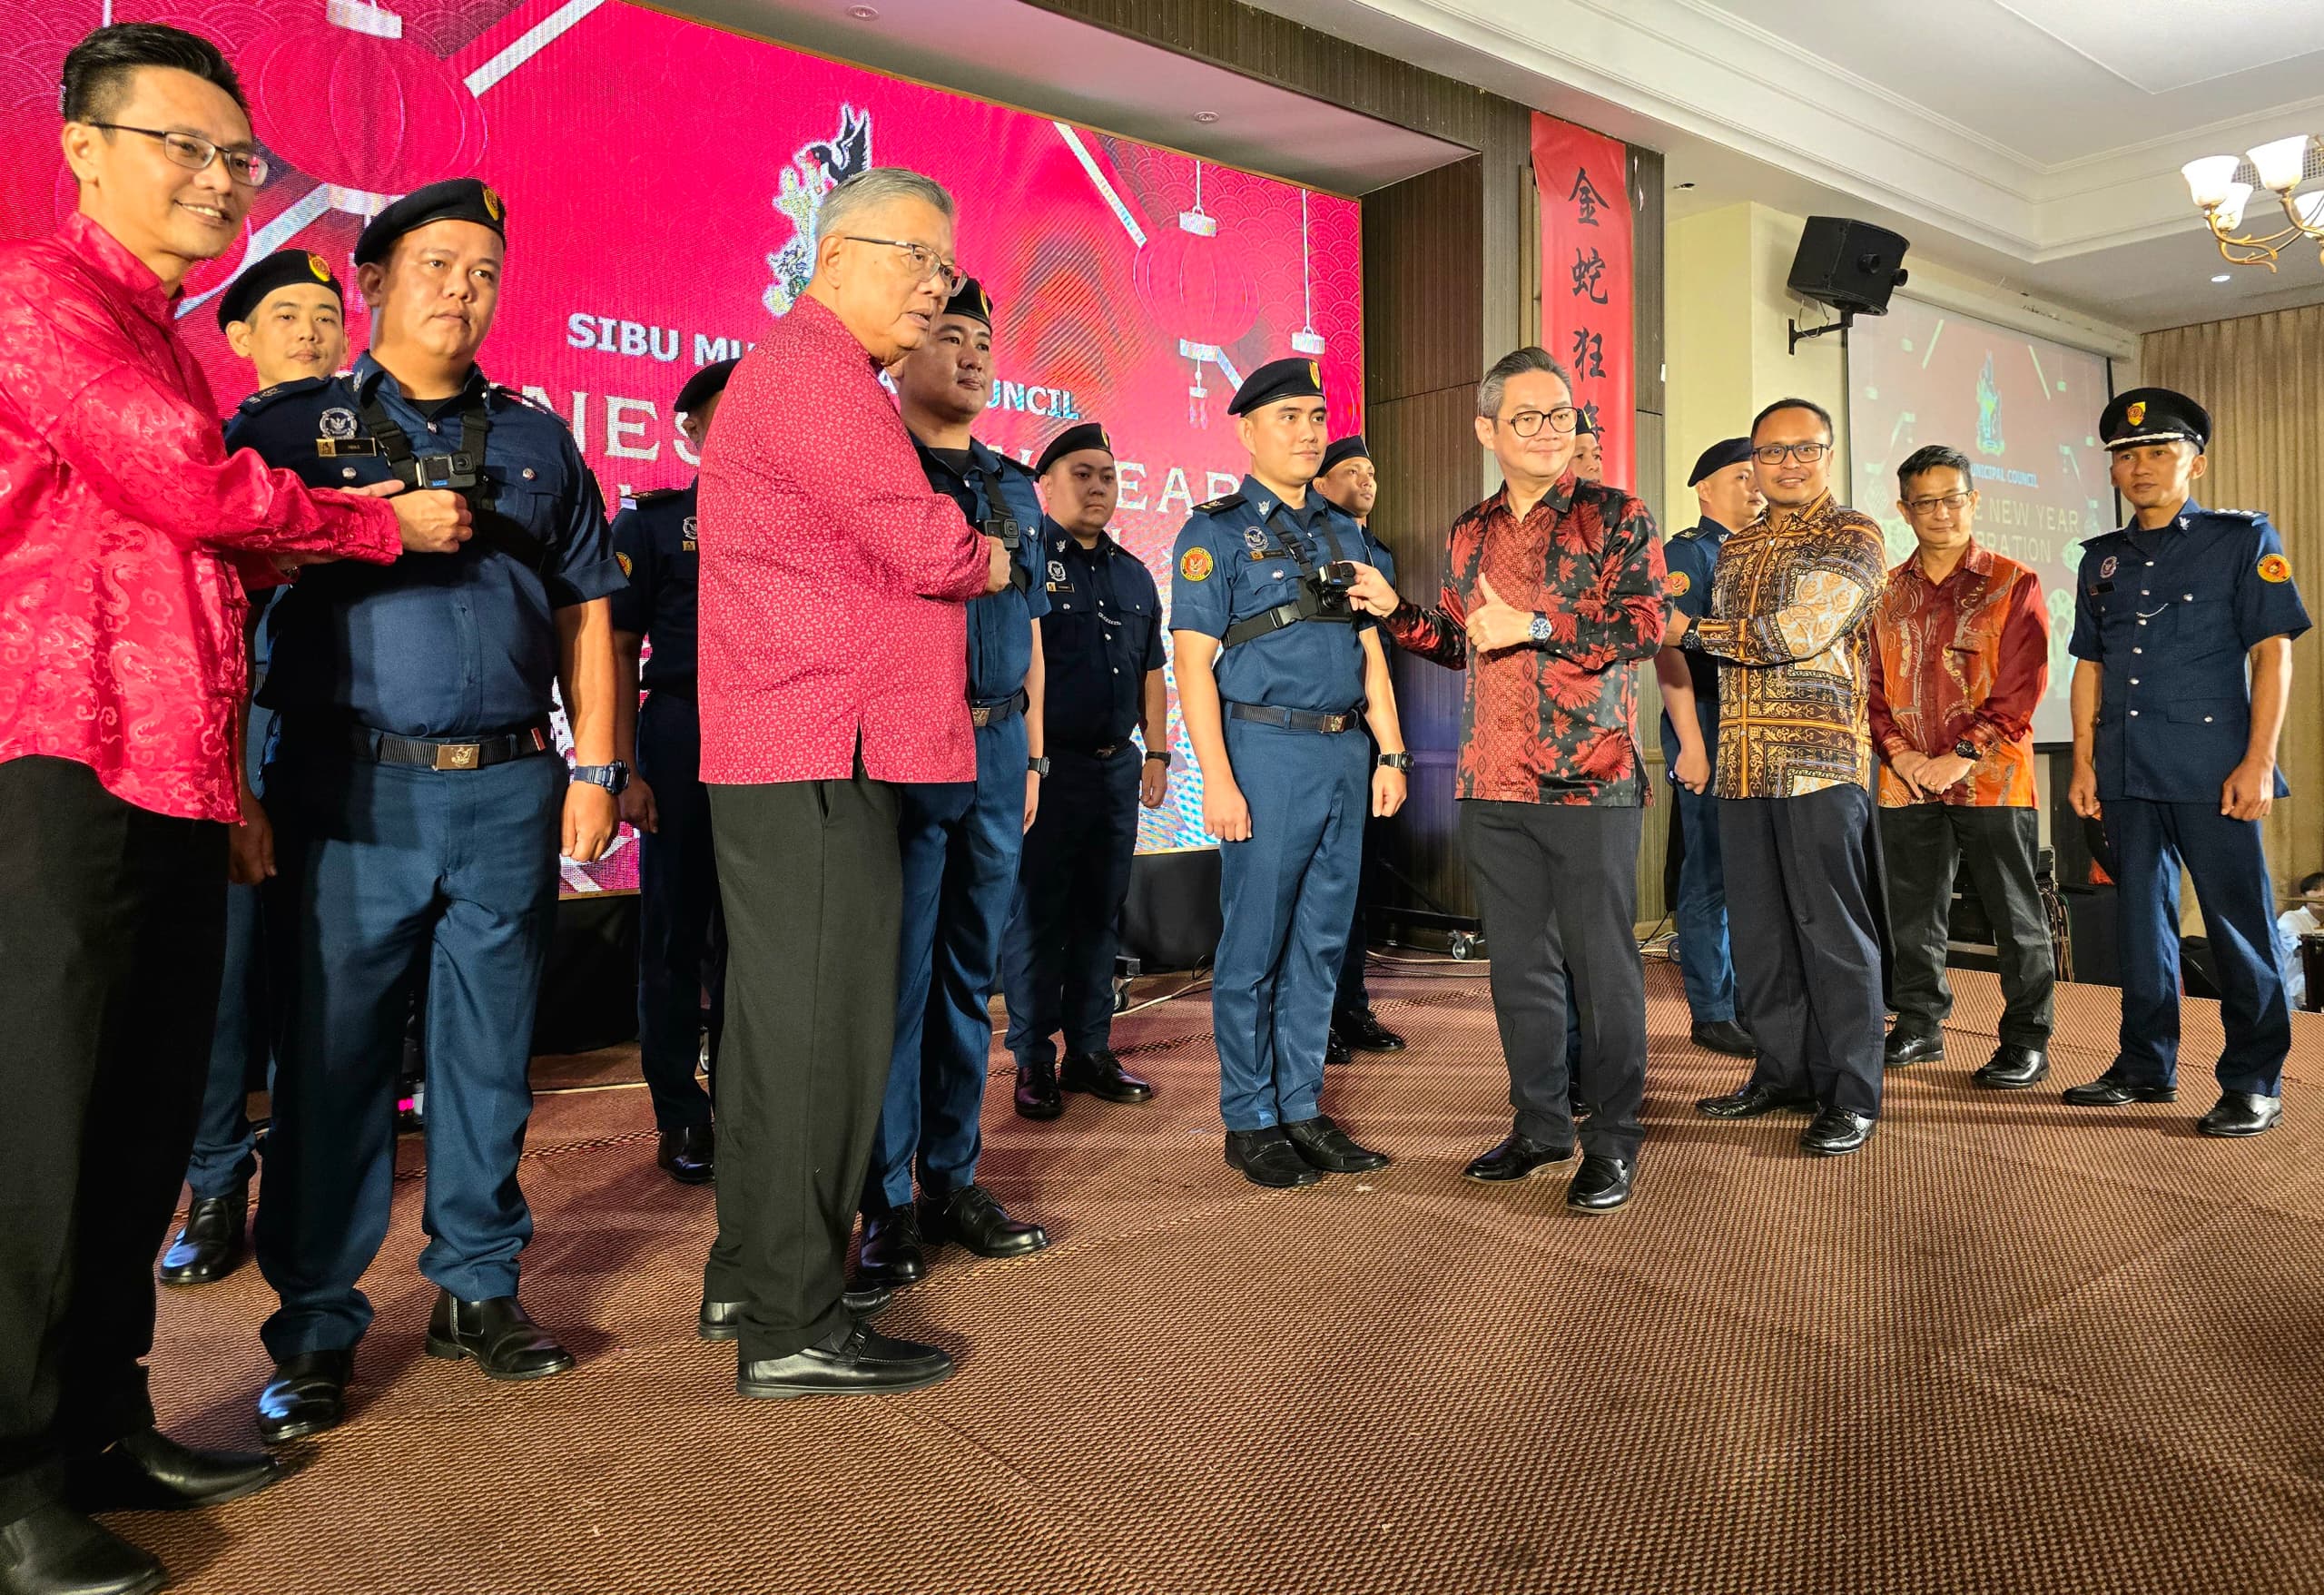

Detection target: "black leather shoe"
[1689, 1019, 1756, 1058]
[64, 1427, 282, 1514]
[857, 1208, 927, 1286]
[656, 1125, 715, 1186]
[255, 1351, 352, 1444]
[1974, 1044, 2050, 1089]
[1334, 1008, 1406, 1052]
[2197, 1091, 2283, 1137]
[736, 1321, 954, 1400]
[1060, 1049, 1155, 1103]
[1695, 1080, 1816, 1118]
[1565, 1155, 1635, 1213]
[1013, 1058, 1063, 1119]
[0, 1503, 162, 1595]
[1284, 1115, 1391, 1173]
[1801, 1108, 1876, 1156]
[699, 1286, 891, 1341]
[1462, 1130, 1575, 1182]
[920, 1185, 1049, 1259]
[1883, 1028, 1945, 1068]
[423, 1292, 576, 1381]
[1224, 1127, 1324, 1188]
[2063, 1069, 2177, 1107]
[1324, 1029, 1353, 1067]
[156, 1188, 246, 1287]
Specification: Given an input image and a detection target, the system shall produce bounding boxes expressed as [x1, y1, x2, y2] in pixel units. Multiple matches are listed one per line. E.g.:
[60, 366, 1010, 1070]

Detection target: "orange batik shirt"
[1865, 541, 2049, 808]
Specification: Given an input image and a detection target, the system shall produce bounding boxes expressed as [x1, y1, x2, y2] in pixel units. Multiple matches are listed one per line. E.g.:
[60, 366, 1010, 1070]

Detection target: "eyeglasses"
[1752, 441, 1831, 465]
[89, 123, 268, 188]
[841, 235, 966, 295]
[1902, 490, 1974, 517]
[1502, 406, 1580, 438]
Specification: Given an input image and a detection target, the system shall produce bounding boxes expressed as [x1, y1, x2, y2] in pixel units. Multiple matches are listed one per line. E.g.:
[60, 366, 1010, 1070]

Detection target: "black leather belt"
[342, 720, 555, 771]
[1226, 702, 1362, 734]
[970, 690, 1028, 729]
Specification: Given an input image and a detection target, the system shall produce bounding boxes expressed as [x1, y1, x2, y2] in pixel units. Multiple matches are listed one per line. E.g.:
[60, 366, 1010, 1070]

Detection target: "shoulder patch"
[615, 552, 634, 578]
[1665, 569, 1691, 597]
[2258, 552, 2291, 584]
[1179, 547, 1215, 582]
[1192, 493, 1246, 517]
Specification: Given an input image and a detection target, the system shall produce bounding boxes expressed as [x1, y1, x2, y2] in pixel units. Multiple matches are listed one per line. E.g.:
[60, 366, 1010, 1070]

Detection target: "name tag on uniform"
[2088, 581, 2114, 596]
[1047, 581, 1074, 594]
[316, 438, 378, 458]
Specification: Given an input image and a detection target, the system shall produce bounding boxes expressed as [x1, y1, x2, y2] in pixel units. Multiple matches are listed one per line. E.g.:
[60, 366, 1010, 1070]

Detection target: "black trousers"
[704, 748, 901, 1363]
[1720, 784, 1886, 1117]
[0, 757, 225, 1523]
[1459, 801, 1647, 1161]
[1878, 802, 2054, 1048]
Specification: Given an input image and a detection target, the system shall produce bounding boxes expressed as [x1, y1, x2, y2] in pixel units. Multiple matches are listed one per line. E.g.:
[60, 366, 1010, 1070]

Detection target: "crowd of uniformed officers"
[0, 23, 2311, 1595]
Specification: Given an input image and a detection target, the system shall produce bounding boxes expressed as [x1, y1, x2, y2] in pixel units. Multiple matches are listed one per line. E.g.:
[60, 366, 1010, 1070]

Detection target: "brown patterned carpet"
[126, 960, 2324, 1594]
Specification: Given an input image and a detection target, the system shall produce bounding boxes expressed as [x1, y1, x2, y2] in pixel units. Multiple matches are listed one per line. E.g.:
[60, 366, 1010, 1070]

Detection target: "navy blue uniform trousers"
[1002, 746, 1140, 1066]
[183, 701, 275, 1202]
[254, 742, 563, 1358]
[634, 691, 720, 1132]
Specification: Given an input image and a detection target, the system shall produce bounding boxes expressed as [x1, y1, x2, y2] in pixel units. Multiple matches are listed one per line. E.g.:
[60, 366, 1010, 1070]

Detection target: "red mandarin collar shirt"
[0, 213, 404, 822]
[1866, 539, 2048, 808]
[696, 295, 990, 785]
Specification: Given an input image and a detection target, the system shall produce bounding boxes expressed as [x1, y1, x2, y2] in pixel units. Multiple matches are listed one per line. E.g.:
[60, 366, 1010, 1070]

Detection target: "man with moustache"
[1004, 421, 1168, 1120]
[695, 168, 1011, 1399]
[232, 179, 626, 1440]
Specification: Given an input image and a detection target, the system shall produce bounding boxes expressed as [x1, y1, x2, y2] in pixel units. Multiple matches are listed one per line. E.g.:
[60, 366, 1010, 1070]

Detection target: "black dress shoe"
[920, 1185, 1049, 1259]
[64, 1427, 282, 1513]
[656, 1125, 715, 1186]
[699, 1286, 891, 1341]
[1801, 1108, 1876, 1156]
[156, 1188, 246, 1287]
[857, 1208, 927, 1286]
[1324, 1029, 1353, 1067]
[0, 1503, 162, 1595]
[2197, 1091, 2283, 1137]
[1284, 1115, 1392, 1173]
[1224, 1127, 1324, 1188]
[424, 1292, 576, 1381]
[736, 1321, 954, 1400]
[2063, 1069, 2177, 1107]
[1974, 1044, 2050, 1089]
[1334, 1008, 1406, 1052]
[1565, 1155, 1634, 1212]
[1695, 1080, 1816, 1118]
[1689, 1019, 1757, 1058]
[1061, 1049, 1155, 1103]
[1013, 1058, 1063, 1119]
[1462, 1130, 1575, 1182]
[1883, 1028, 1945, 1068]
[255, 1351, 352, 1444]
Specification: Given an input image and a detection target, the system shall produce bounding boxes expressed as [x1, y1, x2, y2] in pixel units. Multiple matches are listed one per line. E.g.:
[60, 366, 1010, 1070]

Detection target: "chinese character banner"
[1531, 113, 1633, 488]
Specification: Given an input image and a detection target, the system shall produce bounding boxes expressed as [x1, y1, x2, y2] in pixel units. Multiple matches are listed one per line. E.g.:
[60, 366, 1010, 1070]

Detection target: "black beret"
[355, 178, 507, 267]
[942, 277, 995, 327]
[2100, 387, 2210, 452]
[1228, 356, 1326, 417]
[1574, 410, 1599, 438]
[215, 248, 341, 331]
[1319, 436, 1369, 476]
[1687, 436, 1753, 487]
[1035, 421, 1113, 476]
[675, 359, 738, 418]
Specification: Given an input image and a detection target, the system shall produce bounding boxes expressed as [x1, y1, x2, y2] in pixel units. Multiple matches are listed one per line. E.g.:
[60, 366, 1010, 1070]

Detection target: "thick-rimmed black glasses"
[1502, 406, 1580, 438]
[88, 123, 268, 187]
[1752, 441, 1831, 465]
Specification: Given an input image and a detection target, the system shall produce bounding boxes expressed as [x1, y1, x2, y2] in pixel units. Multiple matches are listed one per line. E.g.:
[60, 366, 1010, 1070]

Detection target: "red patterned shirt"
[1866, 540, 2047, 808]
[0, 214, 404, 822]
[696, 295, 990, 785]
[1384, 478, 1667, 805]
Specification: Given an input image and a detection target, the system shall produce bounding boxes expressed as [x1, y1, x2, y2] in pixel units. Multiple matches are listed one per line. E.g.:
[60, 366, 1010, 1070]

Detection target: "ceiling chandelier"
[2182, 133, 2323, 272]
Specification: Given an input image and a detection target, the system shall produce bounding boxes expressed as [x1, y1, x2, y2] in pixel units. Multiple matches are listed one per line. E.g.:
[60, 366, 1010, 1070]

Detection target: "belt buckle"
[433, 742, 481, 771]
[1324, 713, 1350, 734]
[970, 706, 991, 728]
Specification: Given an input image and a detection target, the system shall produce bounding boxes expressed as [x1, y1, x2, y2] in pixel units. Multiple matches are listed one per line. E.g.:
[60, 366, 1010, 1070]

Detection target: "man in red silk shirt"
[0, 25, 468, 1595]
[694, 167, 1010, 1403]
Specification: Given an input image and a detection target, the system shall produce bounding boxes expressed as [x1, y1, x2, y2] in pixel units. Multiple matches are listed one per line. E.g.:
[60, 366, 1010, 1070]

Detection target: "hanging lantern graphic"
[1133, 161, 1256, 427]
[1291, 188, 1325, 357]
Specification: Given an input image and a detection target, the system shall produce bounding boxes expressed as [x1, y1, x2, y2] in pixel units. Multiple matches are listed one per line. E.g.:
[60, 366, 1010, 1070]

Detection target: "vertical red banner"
[1531, 113, 1635, 489]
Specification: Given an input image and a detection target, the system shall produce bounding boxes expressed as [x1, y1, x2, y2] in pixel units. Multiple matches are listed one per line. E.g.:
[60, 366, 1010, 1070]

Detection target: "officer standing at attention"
[1172, 358, 1409, 1188]
[2064, 388, 2309, 1137]
[610, 357, 736, 1187]
[157, 249, 355, 1291]
[1003, 421, 1167, 1119]
[1310, 434, 1406, 1063]
[231, 179, 626, 1440]
[857, 278, 1054, 1287]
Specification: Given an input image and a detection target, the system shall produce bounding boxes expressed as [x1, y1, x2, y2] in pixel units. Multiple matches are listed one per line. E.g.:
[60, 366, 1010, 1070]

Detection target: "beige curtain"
[2142, 305, 2324, 896]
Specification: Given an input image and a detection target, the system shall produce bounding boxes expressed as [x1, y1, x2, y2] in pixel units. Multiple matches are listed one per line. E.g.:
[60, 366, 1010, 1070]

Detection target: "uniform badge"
[305, 251, 331, 281]
[1180, 548, 1214, 583]
[1665, 570, 1690, 597]
[1306, 359, 1322, 389]
[320, 408, 358, 440]
[2125, 400, 2147, 426]
[2258, 553, 2291, 584]
[615, 552, 633, 577]
[1048, 560, 1067, 582]
[2099, 556, 2118, 580]
[482, 185, 505, 222]
[682, 515, 698, 552]
[1243, 527, 1267, 556]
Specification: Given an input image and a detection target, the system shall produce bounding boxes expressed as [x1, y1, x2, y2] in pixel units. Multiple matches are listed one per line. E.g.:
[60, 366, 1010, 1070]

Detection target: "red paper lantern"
[1133, 212, 1257, 354]
[241, 21, 486, 199]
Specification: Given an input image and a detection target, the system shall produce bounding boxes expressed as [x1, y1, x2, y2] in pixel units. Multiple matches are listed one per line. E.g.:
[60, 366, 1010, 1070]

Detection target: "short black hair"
[1751, 396, 1834, 442]
[2299, 871, 2324, 895]
[61, 24, 246, 126]
[1898, 444, 1973, 496]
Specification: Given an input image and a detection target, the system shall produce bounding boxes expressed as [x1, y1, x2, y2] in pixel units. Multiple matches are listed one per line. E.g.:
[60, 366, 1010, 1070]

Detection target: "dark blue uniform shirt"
[2069, 499, 2310, 802]
[1169, 475, 1377, 715]
[1660, 515, 1730, 742]
[1037, 517, 1165, 751]
[231, 356, 623, 738]
[608, 482, 699, 691]
[916, 438, 1049, 704]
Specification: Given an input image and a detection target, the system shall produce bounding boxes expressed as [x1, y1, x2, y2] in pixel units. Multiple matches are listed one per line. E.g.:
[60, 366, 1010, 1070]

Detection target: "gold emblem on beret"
[1306, 360, 1322, 390]
[615, 552, 632, 578]
[305, 251, 330, 281]
[2125, 400, 2147, 427]
[2259, 552, 2291, 584]
[482, 185, 504, 222]
[977, 285, 991, 318]
[1097, 426, 1110, 451]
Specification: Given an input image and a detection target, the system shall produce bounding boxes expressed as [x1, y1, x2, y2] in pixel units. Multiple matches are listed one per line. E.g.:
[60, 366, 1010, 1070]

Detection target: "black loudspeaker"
[1787, 217, 1911, 316]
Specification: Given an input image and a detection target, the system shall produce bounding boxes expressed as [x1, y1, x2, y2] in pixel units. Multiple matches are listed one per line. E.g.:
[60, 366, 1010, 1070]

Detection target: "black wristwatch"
[1144, 750, 1171, 766]
[1377, 752, 1414, 771]
[1952, 738, 1980, 760]
[570, 761, 629, 795]
[1028, 756, 1052, 777]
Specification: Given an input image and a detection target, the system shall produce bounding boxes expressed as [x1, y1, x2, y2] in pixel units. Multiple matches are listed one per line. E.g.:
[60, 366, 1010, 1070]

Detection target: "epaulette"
[1193, 492, 1246, 516]
[491, 384, 564, 419]
[2201, 507, 2265, 521]
[237, 376, 331, 413]
[627, 487, 685, 505]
